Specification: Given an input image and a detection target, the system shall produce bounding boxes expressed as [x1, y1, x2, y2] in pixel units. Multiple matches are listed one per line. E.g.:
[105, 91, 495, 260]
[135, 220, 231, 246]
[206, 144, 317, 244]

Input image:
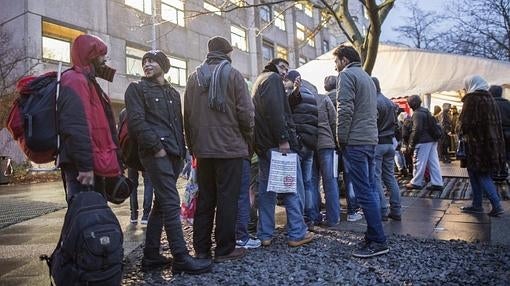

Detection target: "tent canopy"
[297, 44, 510, 98]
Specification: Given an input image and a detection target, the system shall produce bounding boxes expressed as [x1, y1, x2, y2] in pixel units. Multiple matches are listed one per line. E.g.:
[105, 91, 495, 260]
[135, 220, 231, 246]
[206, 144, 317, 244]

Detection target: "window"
[204, 1, 221, 15]
[126, 46, 146, 76]
[322, 40, 330, 54]
[299, 57, 307, 66]
[273, 10, 285, 31]
[260, 6, 271, 22]
[296, 22, 314, 47]
[276, 45, 288, 60]
[296, 22, 305, 41]
[303, 3, 313, 17]
[167, 56, 187, 86]
[161, 0, 185, 27]
[230, 25, 247, 52]
[262, 41, 274, 63]
[42, 21, 84, 63]
[125, 0, 151, 14]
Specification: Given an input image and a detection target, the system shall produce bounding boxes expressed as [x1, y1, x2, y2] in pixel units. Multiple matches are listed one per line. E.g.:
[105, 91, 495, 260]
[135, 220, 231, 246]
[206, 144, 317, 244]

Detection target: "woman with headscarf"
[459, 75, 505, 217]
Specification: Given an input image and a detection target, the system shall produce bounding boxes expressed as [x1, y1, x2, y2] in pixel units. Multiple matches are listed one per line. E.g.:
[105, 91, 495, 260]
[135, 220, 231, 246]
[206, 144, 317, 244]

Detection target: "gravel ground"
[121, 225, 510, 285]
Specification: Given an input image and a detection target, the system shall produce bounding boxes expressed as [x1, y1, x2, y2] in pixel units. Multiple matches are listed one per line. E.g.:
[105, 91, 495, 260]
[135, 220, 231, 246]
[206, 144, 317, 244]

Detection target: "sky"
[380, 0, 446, 44]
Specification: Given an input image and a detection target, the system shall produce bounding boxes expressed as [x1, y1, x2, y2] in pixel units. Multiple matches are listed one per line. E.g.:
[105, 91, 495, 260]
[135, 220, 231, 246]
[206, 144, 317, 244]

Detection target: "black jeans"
[193, 158, 243, 257]
[141, 155, 186, 256]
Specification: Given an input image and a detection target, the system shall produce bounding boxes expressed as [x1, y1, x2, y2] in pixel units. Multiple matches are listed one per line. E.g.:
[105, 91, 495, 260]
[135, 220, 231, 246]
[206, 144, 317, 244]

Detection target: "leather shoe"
[214, 248, 246, 263]
[172, 254, 212, 275]
[387, 213, 402, 221]
[288, 231, 314, 247]
[141, 254, 172, 269]
[405, 183, 423, 190]
[426, 185, 444, 191]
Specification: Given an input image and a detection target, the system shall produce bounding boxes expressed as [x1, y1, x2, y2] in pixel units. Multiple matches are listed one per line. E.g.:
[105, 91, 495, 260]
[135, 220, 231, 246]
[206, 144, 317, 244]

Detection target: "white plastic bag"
[267, 151, 298, 194]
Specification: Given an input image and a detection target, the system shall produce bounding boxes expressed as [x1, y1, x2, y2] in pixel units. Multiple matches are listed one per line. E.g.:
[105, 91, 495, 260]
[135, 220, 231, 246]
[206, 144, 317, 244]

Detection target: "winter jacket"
[288, 84, 319, 150]
[58, 35, 121, 177]
[493, 96, 510, 152]
[125, 78, 186, 159]
[336, 62, 378, 145]
[460, 90, 506, 172]
[409, 107, 436, 149]
[253, 71, 298, 155]
[183, 62, 254, 158]
[376, 92, 398, 144]
[316, 94, 337, 150]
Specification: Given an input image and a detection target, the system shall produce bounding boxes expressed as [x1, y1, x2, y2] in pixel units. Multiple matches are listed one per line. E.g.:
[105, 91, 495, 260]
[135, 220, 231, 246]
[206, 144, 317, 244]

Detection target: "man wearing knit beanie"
[142, 50, 171, 73]
[184, 36, 255, 260]
[208, 36, 233, 54]
[124, 50, 213, 274]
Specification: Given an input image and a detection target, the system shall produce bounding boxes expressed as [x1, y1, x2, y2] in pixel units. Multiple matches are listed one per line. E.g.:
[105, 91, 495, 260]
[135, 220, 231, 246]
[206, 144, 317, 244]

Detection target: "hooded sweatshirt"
[58, 34, 121, 177]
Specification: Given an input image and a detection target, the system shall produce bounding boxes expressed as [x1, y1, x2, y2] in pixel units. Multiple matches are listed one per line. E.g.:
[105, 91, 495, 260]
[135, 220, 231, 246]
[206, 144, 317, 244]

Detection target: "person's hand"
[294, 76, 302, 90]
[77, 171, 94, 186]
[154, 148, 167, 158]
[279, 141, 290, 154]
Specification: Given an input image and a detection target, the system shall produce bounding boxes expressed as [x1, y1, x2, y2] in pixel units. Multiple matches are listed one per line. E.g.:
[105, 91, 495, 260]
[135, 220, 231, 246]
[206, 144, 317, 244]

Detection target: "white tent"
[297, 44, 510, 100]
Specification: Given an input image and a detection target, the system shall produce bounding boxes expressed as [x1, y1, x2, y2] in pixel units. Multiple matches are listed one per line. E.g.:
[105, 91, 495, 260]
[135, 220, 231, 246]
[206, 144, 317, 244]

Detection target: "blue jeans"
[257, 149, 307, 241]
[300, 147, 316, 223]
[236, 159, 251, 242]
[375, 144, 402, 216]
[311, 148, 340, 225]
[467, 168, 502, 210]
[343, 145, 386, 243]
[340, 153, 360, 215]
[128, 168, 154, 216]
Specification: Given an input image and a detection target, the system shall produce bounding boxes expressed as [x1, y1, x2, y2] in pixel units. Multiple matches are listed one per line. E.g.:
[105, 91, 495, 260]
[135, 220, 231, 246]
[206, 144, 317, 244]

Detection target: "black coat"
[124, 78, 186, 158]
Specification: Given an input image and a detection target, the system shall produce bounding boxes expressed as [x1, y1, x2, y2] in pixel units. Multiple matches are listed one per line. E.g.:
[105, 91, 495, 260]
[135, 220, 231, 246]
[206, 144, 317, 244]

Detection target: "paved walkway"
[0, 178, 509, 285]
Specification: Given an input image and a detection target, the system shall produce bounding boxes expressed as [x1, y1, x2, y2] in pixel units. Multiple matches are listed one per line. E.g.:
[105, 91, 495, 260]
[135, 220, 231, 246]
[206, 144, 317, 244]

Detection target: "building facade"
[0, 0, 366, 113]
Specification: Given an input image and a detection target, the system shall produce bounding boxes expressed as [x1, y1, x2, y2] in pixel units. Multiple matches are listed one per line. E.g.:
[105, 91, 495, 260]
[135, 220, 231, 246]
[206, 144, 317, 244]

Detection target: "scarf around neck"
[196, 51, 232, 112]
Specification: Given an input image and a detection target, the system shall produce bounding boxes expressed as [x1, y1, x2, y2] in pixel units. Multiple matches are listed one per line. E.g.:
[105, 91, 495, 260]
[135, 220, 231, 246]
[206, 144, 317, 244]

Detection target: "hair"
[324, 75, 337, 92]
[270, 58, 289, 66]
[407, 95, 422, 110]
[332, 45, 361, 63]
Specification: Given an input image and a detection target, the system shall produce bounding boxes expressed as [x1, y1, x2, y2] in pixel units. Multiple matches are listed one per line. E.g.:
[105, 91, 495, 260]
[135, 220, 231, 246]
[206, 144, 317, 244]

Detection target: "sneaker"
[347, 211, 363, 222]
[405, 183, 423, 190]
[214, 248, 246, 263]
[288, 231, 314, 247]
[426, 185, 444, 191]
[130, 212, 138, 224]
[141, 213, 149, 225]
[460, 205, 484, 213]
[352, 240, 389, 258]
[488, 207, 504, 217]
[236, 238, 262, 249]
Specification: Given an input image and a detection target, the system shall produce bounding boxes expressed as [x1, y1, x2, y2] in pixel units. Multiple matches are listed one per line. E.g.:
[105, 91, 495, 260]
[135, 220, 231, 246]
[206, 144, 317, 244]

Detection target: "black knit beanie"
[142, 50, 170, 73]
[208, 36, 233, 54]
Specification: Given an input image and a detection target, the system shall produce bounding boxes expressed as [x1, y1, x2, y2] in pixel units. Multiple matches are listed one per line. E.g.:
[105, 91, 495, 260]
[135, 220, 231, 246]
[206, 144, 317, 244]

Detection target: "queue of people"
[56, 33, 508, 279]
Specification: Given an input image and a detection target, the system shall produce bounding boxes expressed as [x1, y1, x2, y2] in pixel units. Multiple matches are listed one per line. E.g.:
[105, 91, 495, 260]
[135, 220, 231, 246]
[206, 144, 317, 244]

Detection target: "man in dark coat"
[252, 58, 313, 247]
[125, 50, 212, 274]
[184, 36, 254, 261]
[489, 85, 510, 178]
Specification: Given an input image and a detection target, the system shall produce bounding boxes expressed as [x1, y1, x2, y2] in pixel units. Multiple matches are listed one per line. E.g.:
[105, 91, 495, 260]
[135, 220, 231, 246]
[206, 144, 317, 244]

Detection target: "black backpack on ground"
[41, 190, 124, 285]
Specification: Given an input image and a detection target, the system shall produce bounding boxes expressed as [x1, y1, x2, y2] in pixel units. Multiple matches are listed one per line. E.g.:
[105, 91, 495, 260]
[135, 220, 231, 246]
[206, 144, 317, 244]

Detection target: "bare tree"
[392, 0, 443, 49]
[440, 0, 510, 61]
[0, 31, 37, 128]
[187, 0, 395, 74]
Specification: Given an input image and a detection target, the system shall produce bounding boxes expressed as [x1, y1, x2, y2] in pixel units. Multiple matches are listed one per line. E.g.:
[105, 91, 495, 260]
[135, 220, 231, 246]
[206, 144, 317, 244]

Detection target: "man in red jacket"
[58, 34, 121, 202]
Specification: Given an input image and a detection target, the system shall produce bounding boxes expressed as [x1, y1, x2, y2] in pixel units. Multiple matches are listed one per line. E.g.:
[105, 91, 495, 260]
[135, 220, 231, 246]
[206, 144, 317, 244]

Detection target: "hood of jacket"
[71, 34, 107, 74]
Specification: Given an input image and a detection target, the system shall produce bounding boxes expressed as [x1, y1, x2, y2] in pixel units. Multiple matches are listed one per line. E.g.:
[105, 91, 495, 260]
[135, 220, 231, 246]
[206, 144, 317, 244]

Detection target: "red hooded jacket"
[58, 34, 121, 177]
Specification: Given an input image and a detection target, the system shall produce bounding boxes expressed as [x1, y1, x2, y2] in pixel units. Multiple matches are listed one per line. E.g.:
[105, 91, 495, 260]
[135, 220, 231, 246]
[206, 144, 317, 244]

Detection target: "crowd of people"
[55, 33, 508, 277]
